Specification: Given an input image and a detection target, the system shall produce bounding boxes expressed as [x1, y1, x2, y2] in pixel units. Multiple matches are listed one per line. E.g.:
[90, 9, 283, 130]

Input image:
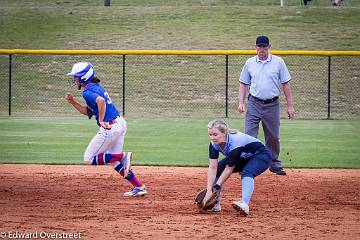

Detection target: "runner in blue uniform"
[203, 119, 272, 216]
[65, 62, 147, 197]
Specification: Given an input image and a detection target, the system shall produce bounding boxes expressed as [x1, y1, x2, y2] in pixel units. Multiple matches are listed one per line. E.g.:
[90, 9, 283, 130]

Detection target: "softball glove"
[194, 188, 219, 211]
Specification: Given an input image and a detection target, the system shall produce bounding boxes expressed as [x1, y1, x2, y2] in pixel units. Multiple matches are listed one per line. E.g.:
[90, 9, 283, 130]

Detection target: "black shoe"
[269, 166, 287, 176]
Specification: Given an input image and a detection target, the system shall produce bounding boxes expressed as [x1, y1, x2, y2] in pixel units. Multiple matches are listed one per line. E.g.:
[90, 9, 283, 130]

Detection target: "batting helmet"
[67, 62, 96, 83]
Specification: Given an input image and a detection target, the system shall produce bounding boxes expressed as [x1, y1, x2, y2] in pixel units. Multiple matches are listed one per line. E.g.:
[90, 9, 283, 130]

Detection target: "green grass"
[0, 0, 359, 50]
[0, 1, 359, 120]
[1, 117, 359, 168]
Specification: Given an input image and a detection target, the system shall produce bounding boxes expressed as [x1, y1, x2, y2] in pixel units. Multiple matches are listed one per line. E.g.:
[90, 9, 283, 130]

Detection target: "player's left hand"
[99, 121, 111, 130]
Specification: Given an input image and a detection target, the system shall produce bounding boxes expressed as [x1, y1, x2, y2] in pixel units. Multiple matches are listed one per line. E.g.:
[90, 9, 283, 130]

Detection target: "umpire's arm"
[238, 83, 248, 113]
[282, 81, 295, 118]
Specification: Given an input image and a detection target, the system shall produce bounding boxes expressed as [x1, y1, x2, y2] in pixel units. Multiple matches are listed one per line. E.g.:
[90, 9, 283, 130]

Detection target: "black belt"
[250, 95, 278, 104]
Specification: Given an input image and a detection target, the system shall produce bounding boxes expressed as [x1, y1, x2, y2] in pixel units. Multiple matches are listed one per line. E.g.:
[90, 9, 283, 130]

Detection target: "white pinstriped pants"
[83, 116, 127, 164]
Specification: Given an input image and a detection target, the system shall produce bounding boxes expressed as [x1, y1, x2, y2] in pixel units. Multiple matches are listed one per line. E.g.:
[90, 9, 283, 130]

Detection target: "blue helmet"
[66, 62, 96, 83]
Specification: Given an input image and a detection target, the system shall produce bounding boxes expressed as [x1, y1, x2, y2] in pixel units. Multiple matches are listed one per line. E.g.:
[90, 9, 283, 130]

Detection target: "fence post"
[8, 54, 12, 116]
[225, 55, 229, 118]
[122, 55, 126, 116]
[327, 56, 331, 119]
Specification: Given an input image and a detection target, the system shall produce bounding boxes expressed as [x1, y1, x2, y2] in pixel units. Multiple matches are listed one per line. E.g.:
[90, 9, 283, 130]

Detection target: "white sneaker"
[205, 204, 221, 213]
[123, 185, 147, 197]
[122, 152, 132, 178]
[232, 199, 249, 216]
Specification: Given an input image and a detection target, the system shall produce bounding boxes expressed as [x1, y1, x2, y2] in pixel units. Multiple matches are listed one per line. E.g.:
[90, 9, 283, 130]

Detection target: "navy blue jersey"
[209, 132, 266, 167]
[82, 82, 120, 125]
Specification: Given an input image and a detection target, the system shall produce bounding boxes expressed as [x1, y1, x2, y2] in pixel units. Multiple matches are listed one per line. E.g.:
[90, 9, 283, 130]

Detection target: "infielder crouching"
[65, 62, 147, 197]
[203, 119, 272, 215]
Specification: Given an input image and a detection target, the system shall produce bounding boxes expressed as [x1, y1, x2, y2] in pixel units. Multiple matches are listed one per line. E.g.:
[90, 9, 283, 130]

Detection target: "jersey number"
[104, 92, 112, 104]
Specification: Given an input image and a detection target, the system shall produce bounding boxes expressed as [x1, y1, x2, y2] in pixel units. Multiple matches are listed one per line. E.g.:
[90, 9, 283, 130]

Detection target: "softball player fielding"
[203, 119, 272, 215]
[65, 62, 147, 197]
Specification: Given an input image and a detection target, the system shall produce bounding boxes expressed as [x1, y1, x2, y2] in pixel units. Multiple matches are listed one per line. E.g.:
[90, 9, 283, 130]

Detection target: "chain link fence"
[0, 51, 359, 119]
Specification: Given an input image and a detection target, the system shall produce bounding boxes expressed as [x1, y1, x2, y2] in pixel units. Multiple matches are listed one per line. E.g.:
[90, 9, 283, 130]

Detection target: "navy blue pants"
[216, 148, 272, 179]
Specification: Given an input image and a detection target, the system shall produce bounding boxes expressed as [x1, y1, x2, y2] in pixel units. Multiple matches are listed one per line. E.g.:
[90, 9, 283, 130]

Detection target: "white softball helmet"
[66, 62, 96, 83]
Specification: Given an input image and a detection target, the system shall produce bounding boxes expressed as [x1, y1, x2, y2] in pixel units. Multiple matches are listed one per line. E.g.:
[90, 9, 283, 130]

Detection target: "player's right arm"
[65, 92, 88, 115]
[203, 143, 220, 202]
[203, 158, 218, 203]
[206, 158, 218, 191]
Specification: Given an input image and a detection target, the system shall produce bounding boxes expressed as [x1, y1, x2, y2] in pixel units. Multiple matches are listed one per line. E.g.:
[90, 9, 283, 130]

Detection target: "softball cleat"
[123, 185, 147, 197]
[205, 205, 221, 213]
[232, 199, 249, 216]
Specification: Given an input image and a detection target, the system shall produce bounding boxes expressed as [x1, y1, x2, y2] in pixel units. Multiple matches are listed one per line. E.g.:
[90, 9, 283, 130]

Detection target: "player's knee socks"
[241, 176, 254, 205]
[125, 170, 143, 187]
[91, 153, 124, 165]
[113, 161, 126, 177]
[112, 163, 142, 188]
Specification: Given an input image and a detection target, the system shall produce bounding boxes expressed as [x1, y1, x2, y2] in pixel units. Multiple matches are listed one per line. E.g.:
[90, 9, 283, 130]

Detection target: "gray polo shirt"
[239, 54, 291, 100]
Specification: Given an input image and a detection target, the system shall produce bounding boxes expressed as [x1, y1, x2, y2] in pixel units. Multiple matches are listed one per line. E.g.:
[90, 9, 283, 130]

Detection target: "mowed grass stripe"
[1, 117, 359, 168]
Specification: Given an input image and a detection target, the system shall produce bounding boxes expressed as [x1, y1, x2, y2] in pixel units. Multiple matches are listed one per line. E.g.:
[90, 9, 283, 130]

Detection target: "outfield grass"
[0, 0, 359, 50]
[1, 1, 359, 120]
[1, 117, 359, 168]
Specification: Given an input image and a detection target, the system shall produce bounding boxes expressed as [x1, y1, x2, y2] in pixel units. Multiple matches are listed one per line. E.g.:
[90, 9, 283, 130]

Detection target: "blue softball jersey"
[209, 132, 266, 167]
[82, 82, 120, 126]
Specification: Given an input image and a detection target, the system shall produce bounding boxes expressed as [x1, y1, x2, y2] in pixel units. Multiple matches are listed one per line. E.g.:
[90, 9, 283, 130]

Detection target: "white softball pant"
[83, 116, 127, 164]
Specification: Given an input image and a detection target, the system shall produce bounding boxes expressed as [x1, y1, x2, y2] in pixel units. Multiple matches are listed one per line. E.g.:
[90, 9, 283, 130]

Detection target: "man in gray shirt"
[238, 35, 295, 175]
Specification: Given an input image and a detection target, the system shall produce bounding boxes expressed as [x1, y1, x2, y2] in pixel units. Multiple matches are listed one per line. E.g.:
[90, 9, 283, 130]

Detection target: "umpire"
[238, 35, 295, 175]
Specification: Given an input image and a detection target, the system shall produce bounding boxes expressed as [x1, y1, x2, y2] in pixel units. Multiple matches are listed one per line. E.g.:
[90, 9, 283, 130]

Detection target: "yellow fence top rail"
[0, 49, 360, 56]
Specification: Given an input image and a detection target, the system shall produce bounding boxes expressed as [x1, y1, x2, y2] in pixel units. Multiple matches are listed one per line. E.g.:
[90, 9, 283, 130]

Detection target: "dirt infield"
[0, 165, 359, 240]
